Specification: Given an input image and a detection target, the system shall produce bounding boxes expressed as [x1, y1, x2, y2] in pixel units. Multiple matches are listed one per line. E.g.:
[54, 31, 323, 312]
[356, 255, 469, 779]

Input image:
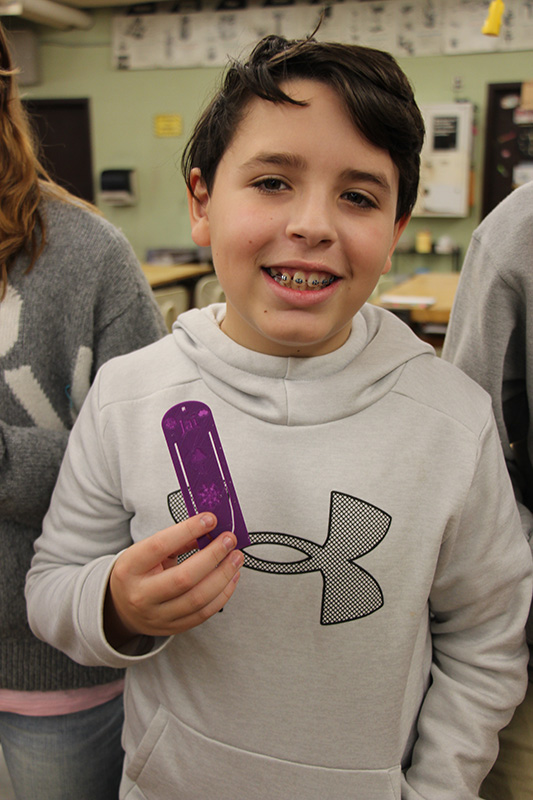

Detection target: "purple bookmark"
[162, 401, 250, 550]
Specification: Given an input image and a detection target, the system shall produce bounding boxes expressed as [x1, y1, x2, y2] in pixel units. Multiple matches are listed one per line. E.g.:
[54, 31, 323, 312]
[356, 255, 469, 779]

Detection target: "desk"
[142, 262, 213, 288]
[374, 272, 460, 325]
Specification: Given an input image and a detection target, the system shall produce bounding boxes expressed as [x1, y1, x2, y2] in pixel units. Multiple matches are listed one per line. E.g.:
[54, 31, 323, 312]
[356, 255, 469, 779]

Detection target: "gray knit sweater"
[0, 193, 167, 691]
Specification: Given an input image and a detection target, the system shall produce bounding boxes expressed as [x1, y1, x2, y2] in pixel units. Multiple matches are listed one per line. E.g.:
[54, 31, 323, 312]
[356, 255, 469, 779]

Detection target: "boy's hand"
[104, 513, 243, 648]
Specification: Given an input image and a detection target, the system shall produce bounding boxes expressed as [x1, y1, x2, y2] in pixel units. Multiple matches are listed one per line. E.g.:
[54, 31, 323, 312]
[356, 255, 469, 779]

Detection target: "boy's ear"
[187, 168, 211, 247]
[382, 213, 411, 276]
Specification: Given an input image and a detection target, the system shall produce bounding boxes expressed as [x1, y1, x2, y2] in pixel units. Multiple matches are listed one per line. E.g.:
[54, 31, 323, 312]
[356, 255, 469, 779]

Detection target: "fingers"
[125, 513, 216, 576]
[159, 563, 242, 636]
[157, 541, 244, 620]
[147, 531, 244, 606]
[106, 514, 245, 643]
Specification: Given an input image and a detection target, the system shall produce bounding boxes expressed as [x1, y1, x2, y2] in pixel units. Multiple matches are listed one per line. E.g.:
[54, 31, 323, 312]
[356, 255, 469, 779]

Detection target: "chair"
[193, 274, 225, 308]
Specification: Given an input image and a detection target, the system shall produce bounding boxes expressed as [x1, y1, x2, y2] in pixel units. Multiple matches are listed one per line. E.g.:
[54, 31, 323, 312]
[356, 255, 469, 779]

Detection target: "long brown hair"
[0, 22, 95, 299]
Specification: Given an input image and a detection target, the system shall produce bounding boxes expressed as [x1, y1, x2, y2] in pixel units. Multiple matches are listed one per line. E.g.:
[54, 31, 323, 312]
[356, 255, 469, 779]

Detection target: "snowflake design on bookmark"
[197, 482, 224, 510]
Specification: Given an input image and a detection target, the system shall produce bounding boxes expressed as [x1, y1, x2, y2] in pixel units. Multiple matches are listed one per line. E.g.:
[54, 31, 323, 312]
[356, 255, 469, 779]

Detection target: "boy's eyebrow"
[240, 152, 306, 171]
[340, 168, 393, 195]
[240, 153, 393, 194]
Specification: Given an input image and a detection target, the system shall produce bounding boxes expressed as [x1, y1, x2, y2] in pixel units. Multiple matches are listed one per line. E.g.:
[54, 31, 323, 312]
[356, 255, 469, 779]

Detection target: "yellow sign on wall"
[154, 114, 182, 138]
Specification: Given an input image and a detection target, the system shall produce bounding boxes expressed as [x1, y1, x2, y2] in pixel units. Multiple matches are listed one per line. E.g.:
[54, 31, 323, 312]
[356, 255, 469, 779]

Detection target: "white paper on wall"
[443, 0, 498, 53]
[497, 0, 533, 51]
[112, 0, 533, 70]
[395, 0, 444, 57]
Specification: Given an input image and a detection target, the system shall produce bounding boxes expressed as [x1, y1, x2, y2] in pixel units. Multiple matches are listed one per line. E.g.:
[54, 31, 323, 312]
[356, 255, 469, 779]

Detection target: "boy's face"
[188, 79, 409, 357]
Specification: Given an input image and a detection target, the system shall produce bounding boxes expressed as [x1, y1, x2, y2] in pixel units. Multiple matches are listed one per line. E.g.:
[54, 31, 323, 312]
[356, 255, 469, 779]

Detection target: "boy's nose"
[285, 194, 337, 247]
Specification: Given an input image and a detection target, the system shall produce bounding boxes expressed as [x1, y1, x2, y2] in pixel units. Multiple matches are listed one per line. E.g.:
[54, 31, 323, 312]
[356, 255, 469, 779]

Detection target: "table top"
[142, 262, 213, 288]
[374, 272, 460, 324]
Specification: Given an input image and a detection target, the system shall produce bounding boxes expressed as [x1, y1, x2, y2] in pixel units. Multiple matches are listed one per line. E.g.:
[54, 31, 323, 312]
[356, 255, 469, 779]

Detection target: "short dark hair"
[181, 34, 425, 221]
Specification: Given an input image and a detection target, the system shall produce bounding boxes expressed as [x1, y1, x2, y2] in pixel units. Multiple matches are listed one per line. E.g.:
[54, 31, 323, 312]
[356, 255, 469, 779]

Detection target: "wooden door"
[22, 98, 94, 203]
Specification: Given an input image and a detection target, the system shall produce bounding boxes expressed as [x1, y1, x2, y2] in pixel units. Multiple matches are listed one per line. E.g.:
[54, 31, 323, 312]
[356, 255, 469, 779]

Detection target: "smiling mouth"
[266, 268, 337, 291]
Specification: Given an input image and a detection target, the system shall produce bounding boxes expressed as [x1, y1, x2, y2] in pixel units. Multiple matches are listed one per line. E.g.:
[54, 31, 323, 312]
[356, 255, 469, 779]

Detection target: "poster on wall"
[113, 4, 321, 69]
[443, 0, 498, 54]
[500, 0, 533, 51]
[395, 0, 445, 57]
[111, 0, 533, 69]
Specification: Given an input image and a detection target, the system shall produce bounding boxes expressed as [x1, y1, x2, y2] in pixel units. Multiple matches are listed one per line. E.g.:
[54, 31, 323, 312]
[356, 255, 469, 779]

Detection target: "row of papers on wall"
[112, 0, 533, 70]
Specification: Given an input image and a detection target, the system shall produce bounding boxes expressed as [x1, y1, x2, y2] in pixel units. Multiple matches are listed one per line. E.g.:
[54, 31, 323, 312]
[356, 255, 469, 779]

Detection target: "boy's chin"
[221, 315, 353, 358]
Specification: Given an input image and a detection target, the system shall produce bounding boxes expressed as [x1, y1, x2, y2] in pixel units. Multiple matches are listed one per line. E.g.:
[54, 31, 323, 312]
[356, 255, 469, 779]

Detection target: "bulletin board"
[482, 82, 533, 219]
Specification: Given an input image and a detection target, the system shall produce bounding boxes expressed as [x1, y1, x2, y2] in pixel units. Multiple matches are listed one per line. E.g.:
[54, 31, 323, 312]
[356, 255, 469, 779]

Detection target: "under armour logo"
[167, 490, 391, 625]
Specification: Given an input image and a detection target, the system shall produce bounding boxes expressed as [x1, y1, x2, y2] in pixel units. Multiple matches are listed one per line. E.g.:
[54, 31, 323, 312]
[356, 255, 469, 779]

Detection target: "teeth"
[291, 271, 307, 290]
[307, 273, 322, 290]
[268, 268, 335, 290]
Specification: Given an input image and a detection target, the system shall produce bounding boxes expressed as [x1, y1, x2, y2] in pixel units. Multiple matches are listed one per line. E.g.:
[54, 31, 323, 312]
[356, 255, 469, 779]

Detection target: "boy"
[26, 34, 532, 799]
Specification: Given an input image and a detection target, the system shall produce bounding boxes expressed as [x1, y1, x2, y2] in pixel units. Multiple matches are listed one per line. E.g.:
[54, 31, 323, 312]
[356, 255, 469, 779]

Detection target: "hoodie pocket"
[125, 706, 401, 800]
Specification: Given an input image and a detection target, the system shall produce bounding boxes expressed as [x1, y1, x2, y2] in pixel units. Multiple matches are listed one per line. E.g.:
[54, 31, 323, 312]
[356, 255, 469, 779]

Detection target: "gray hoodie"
[27, 303, 532, 799]
[443, 180, 533, 673]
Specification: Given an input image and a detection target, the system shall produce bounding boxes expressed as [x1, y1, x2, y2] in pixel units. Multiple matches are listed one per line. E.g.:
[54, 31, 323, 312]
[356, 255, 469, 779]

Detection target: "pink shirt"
[0, 679, 124, 716]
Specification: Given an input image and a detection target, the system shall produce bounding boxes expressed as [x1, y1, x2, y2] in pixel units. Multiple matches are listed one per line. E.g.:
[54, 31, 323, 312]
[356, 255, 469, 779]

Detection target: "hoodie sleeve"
[25, 369, 169, 668]
[402, 411, 533, 799]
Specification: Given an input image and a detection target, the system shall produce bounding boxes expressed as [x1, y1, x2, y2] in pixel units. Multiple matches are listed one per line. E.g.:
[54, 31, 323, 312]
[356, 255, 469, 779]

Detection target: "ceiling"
[0, 0, 139, 30]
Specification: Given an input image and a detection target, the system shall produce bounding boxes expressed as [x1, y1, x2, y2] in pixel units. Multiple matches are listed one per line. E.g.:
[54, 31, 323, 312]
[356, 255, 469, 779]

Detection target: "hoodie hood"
[172, 303, 433, 426]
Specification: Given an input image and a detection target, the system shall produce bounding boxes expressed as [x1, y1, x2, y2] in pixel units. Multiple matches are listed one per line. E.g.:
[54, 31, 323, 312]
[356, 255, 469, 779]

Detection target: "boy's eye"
[342, 191, 377, 209]
[253, 177, 288, 193]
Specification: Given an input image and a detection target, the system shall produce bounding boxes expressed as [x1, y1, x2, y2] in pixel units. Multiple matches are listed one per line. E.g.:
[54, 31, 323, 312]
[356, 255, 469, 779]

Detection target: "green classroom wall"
[7, 10, 533, 266]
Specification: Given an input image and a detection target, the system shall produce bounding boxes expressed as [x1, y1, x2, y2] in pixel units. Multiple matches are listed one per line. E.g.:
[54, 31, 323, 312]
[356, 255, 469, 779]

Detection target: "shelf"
[392, 248, 461, 272]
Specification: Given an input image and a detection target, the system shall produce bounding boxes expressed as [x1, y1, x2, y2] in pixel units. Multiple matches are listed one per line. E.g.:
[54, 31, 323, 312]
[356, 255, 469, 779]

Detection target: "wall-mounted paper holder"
[99, 169, 137, 206]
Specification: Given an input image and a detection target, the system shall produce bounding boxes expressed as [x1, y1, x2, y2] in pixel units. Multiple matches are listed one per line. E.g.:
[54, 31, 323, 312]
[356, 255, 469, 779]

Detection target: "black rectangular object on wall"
[482, 82, 533, 220]
[22, 98, 94, 203]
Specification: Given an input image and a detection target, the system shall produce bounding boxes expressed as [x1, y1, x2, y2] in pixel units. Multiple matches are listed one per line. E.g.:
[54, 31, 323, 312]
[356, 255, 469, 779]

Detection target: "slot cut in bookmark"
[162, 401, 250, 550]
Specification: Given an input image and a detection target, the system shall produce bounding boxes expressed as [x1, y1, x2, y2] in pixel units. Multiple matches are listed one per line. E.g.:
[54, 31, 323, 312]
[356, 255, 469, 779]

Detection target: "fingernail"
[223, 535, 235, 551]
[201, 513, 215, 528]
[230, 550, 244, 568]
